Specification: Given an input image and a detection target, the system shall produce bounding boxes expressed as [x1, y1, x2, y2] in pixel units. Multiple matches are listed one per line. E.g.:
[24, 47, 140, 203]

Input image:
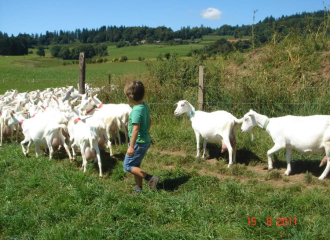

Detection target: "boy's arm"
[127, 123, 139, 156]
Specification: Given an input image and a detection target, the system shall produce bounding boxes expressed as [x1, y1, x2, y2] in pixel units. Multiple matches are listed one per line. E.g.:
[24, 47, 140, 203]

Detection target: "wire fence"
[2, 78, 330, 117]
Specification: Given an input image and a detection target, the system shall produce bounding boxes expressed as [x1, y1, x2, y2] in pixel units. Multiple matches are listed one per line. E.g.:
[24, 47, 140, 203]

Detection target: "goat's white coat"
[241, 109, 330, 180]
[9, 109, 72, 160]
[174, 100, 242, 167]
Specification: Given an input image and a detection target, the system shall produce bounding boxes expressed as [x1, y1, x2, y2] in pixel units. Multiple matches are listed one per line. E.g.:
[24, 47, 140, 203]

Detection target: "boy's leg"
[130, 166, 158, 191]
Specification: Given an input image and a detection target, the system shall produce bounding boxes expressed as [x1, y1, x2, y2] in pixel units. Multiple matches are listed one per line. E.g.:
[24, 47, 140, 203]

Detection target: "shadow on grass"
[206, 144, 262, 165]
[272, 155, 326, 177]
[157, 175, 191, 192]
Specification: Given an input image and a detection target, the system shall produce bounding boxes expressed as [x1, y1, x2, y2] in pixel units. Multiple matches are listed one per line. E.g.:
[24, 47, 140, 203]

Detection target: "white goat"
[67, 110, 103, 177]
[8, 109, 72, 160]
[174, 100, 242, 167]
[241, 109, 330, 180]
[78, 96, 131, 145]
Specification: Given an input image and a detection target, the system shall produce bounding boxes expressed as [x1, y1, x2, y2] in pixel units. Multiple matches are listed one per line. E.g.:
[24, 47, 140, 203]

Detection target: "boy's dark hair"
[124, 81, 145, 101]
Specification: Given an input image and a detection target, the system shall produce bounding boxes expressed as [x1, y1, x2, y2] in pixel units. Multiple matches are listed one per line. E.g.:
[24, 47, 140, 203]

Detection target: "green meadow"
[1, 34, 330, 239]
[107, 43, 205, 60]
[0, 43, 207, 93]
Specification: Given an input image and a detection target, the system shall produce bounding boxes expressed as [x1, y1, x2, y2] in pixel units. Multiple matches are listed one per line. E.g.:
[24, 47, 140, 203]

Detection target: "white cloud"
[201, 8, 222, 20]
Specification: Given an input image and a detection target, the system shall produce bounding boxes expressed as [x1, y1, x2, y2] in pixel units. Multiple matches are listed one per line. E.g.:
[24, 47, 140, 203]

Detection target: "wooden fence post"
[78, 52, 86, 94]
[108, 73, 111, 93]
[198, 66, 204, 110]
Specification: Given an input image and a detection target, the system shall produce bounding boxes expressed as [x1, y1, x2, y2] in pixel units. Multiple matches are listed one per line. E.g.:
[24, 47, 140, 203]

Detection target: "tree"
[36, 46, 45, 56]
[71, 44, 96, 59]
[50, 45, 61, 57]
[58, 46, 71, 59]
[94, 44, 108, 56]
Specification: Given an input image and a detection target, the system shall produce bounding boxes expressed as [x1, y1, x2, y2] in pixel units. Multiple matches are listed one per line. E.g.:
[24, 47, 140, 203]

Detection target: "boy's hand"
[127, 146, 134, 156]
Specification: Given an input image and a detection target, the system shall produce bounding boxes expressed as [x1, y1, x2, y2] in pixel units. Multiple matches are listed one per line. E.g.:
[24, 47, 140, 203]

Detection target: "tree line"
[0, 10, 327, 56]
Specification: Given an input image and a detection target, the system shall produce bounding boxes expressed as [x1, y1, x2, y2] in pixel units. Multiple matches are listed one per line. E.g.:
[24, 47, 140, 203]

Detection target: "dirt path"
[158, 151, 330, 189]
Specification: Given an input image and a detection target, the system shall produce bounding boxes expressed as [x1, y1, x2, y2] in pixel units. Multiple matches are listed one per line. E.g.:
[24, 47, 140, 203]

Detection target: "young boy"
[123, 81, 159, 193]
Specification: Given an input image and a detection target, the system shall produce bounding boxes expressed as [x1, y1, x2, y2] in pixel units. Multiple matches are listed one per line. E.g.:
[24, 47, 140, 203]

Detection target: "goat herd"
[1, 86, 330, 180]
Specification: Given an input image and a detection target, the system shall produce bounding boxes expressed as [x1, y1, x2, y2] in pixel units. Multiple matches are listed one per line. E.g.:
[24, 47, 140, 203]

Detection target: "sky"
[0, 0, 326, 36]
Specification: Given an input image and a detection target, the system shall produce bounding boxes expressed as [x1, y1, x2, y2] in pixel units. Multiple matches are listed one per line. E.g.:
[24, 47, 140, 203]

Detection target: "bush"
[138, 57, 145, 61]
[36, 46, 45, 57]
[112, 58, 118, 62]
[96, 58, 103, 63]
[103, 58, 108, 63]
[28, 51, 33, 54]
[157, 53, 163, 61]
[119, 56, 128, 62]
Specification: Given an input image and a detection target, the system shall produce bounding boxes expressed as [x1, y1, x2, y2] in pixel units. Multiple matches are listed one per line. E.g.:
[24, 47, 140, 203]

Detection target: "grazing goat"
[174, 100, 242, 167]
[241, 109, 330, 180]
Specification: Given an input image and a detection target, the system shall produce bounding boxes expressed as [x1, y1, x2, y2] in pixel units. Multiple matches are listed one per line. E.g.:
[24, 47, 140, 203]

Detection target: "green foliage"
[116, 40, 126, 48]
[36, 46, 45, 57]
[50, 45, 61, 57]
[119, 55, 128, 62]
[71, 44, 96, 59]
[57, 46, 70, 59]
[304, 171, 313, 184]
[0, 34, 28, 55]
[94, 44, 108, 57]
[265, 170, 282, 180]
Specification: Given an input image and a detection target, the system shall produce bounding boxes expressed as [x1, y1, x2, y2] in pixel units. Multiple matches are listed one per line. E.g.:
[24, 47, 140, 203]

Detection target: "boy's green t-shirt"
[128, 103, 151, 143]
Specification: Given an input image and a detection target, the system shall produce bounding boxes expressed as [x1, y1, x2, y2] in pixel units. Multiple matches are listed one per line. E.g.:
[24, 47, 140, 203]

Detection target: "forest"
[0, 10, 327, 56]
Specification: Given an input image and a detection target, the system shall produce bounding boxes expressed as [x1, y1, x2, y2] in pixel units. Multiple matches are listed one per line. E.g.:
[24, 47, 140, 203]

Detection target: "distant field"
[0, 54, 147, 93]
[199, 35, 251, 44]
[107, 43, 205, 60]
[0, 43, 207, 93]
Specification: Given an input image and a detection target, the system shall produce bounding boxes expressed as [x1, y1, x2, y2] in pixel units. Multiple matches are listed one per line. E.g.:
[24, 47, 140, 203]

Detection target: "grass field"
[0, 54, 147, 94]
[1, 114, 330, 240]
[0, 43, 206, 94]
[107, 44, 205, 60]
[2, 35, 330, 239]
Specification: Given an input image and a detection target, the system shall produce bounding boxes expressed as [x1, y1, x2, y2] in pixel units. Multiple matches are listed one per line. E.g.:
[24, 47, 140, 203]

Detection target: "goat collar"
[86, 107, 94, 115]
[189, 110, 195, 119]
[19, 120, 24, 126]
[98, 103, 103, 108]
[74, 118, 81, 124]
[263, 118, 270, 130]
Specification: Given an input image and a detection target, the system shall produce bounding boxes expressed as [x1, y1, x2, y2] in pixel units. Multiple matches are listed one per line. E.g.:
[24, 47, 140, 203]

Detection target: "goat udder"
[85, 147, 96, 160]
[52, 137, 61, 148]
[221, 141, 228, 153]
[320, 156, 327, 167]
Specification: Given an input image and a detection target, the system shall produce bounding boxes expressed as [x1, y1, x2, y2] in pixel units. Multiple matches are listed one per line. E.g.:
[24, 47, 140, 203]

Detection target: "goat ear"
[173, 103, 177, 107]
